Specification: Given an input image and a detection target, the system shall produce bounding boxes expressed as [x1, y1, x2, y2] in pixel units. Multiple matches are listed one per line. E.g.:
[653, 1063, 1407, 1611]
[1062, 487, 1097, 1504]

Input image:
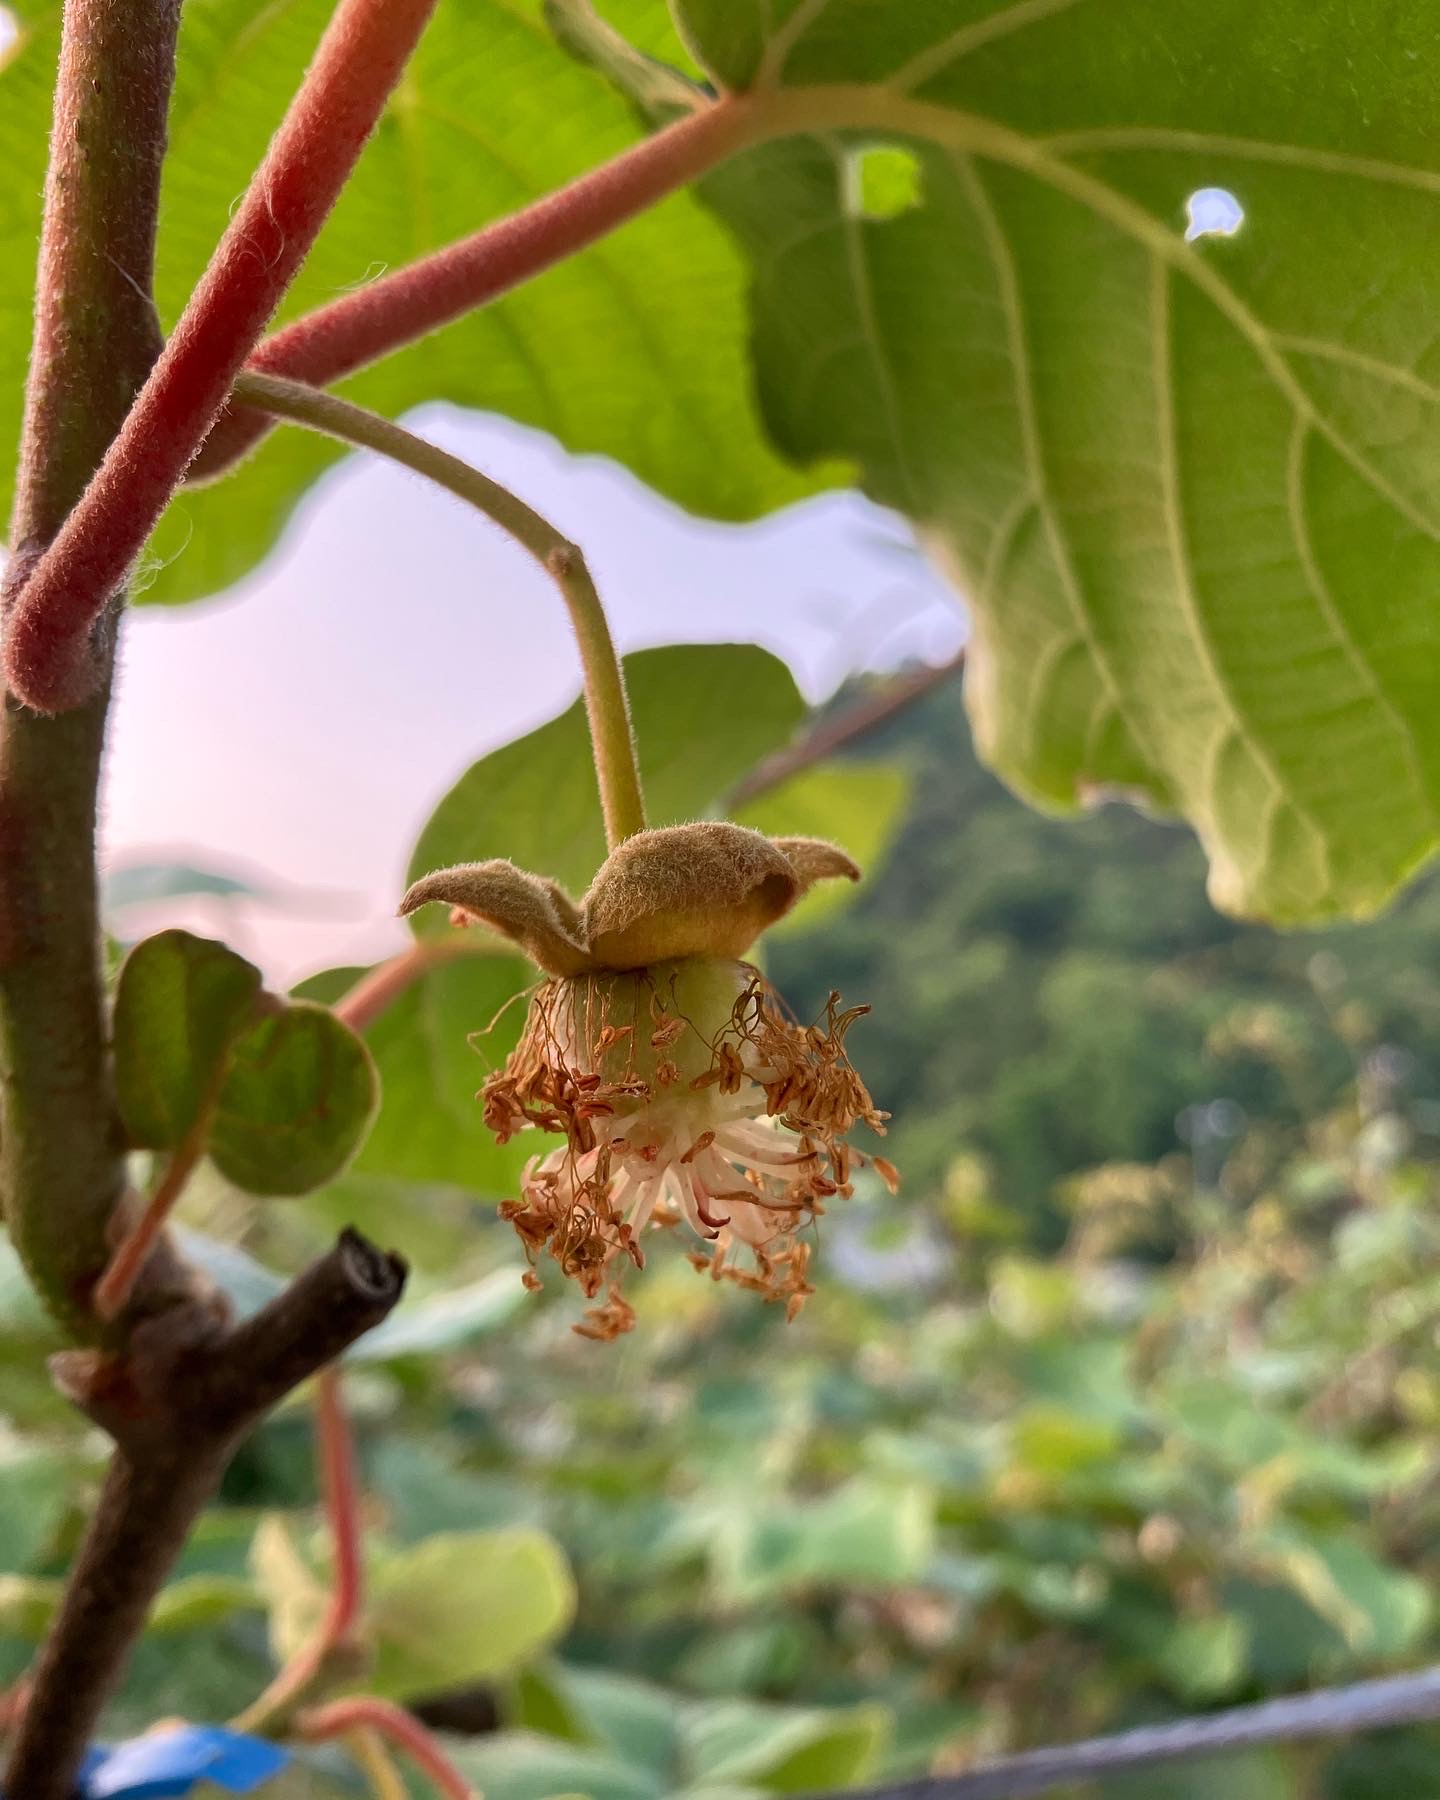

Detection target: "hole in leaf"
[1184, 187, 1245, 242]
[0, 9, 17, 54]
[850, 145, 924, 221]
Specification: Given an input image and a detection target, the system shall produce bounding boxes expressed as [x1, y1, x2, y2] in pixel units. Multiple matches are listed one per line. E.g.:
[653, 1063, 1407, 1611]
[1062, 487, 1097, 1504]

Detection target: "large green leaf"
[408, 644, 808, 908]
[0, 0, 818, 604]
[656, 0, 1440, 920]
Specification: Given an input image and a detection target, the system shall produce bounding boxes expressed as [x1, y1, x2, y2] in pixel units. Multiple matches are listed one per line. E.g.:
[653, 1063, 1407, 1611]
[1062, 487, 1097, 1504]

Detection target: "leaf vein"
[1284, 417, 1439, 829]
[960, 154, 1159, 785]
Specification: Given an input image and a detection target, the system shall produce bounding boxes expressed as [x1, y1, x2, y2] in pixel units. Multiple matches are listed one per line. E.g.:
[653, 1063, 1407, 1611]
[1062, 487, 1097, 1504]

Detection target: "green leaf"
[0, 1440, 75, 1573]
[0, 1234, 60, 1349]
[662, 0, 1440, 921]
[208, 1001, 379, 1196]
[715, 1481, 934, 1601]
[148, 1572, 263, 1634]
[543, 1665, 685, 1778]
[408, 645, 808, 911]
[1099, 1747, 1298, 1800]
[735, 760, 911, 933]
[298, 952, 535, 1192]
[111, 932, 374, 1198]
[112, 930, 263, 1150]
[367, 1527, 576, 1699]
[1256, 1526, 1432, 1657]
[0, 0, 820, 608]
[250, 1513, 327, 1666]
[1010, 1402, 1122, 1476]
[682, 1699, 890, 1793]
[0, 1575, 63, 1639]
[1156, 1612, 1251, 1702]
[350, 1267, 529, 1360]
[211, 1767, 353, 1800]
[446, 1733, 663, 1800]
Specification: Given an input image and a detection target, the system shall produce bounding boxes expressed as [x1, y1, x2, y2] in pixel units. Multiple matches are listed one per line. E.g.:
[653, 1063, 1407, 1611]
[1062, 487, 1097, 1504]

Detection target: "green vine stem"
[233, 369, 647, 849]
[0, 0, 184, 1341]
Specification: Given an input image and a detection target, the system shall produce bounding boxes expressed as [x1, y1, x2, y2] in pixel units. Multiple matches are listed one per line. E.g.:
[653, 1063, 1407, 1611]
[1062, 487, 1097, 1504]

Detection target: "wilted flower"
[401, 823, 894, 1337]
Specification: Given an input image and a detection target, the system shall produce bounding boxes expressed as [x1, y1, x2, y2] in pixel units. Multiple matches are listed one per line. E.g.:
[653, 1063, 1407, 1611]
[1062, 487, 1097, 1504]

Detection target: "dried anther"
[401, 822, 893, 1337]
[482, 957, 889, 1335]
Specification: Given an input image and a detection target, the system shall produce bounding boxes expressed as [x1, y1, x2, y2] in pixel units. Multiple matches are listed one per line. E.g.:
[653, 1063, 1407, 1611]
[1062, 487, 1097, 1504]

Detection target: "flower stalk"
[188, 91, 762, 483]
[230, 371, 646, 848]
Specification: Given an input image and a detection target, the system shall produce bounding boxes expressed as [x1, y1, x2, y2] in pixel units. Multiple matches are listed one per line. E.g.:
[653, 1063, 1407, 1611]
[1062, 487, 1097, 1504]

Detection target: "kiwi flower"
[401, 823, 894, 1338]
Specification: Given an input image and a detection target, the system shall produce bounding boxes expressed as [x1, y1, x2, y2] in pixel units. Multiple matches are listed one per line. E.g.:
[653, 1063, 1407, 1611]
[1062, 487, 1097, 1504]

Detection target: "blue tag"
[82, 1727, 290, 1798]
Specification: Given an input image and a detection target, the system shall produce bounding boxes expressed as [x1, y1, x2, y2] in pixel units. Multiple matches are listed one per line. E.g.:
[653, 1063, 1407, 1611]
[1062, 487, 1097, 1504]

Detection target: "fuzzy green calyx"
[399, 822, 859, 974]
[547, 955, 755, 1099]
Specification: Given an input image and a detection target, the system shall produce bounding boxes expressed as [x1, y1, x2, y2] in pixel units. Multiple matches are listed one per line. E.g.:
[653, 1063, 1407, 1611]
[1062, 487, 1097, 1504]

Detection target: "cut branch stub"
[399, 823, 864, 974]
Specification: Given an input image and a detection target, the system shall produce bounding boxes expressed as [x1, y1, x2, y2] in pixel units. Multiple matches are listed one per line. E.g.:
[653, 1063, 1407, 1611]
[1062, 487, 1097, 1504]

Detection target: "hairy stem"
[233, 370, 646, 847]
[4, 1232, 406, 1799]
[3, 0, 441, 714]
[189, 92, 764, 483]
[0, 0, 182, 1339]
[299, 1697, 477, 1799]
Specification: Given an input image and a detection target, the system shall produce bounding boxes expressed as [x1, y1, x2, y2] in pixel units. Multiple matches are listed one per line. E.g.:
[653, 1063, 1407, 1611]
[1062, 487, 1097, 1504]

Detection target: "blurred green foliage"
[9, 669, 1440, 1795]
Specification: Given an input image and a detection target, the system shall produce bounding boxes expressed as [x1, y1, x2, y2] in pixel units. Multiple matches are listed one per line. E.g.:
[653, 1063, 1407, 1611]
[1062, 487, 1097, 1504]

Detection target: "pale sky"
[100, 407, 965, 983]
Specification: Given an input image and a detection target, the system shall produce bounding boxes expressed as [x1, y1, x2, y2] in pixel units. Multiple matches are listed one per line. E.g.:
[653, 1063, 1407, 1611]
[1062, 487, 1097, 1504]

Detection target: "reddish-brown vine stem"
[2, 0, 441, 714]
[189, 91, 762, 483]
[299, 1696, 477, 1799]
